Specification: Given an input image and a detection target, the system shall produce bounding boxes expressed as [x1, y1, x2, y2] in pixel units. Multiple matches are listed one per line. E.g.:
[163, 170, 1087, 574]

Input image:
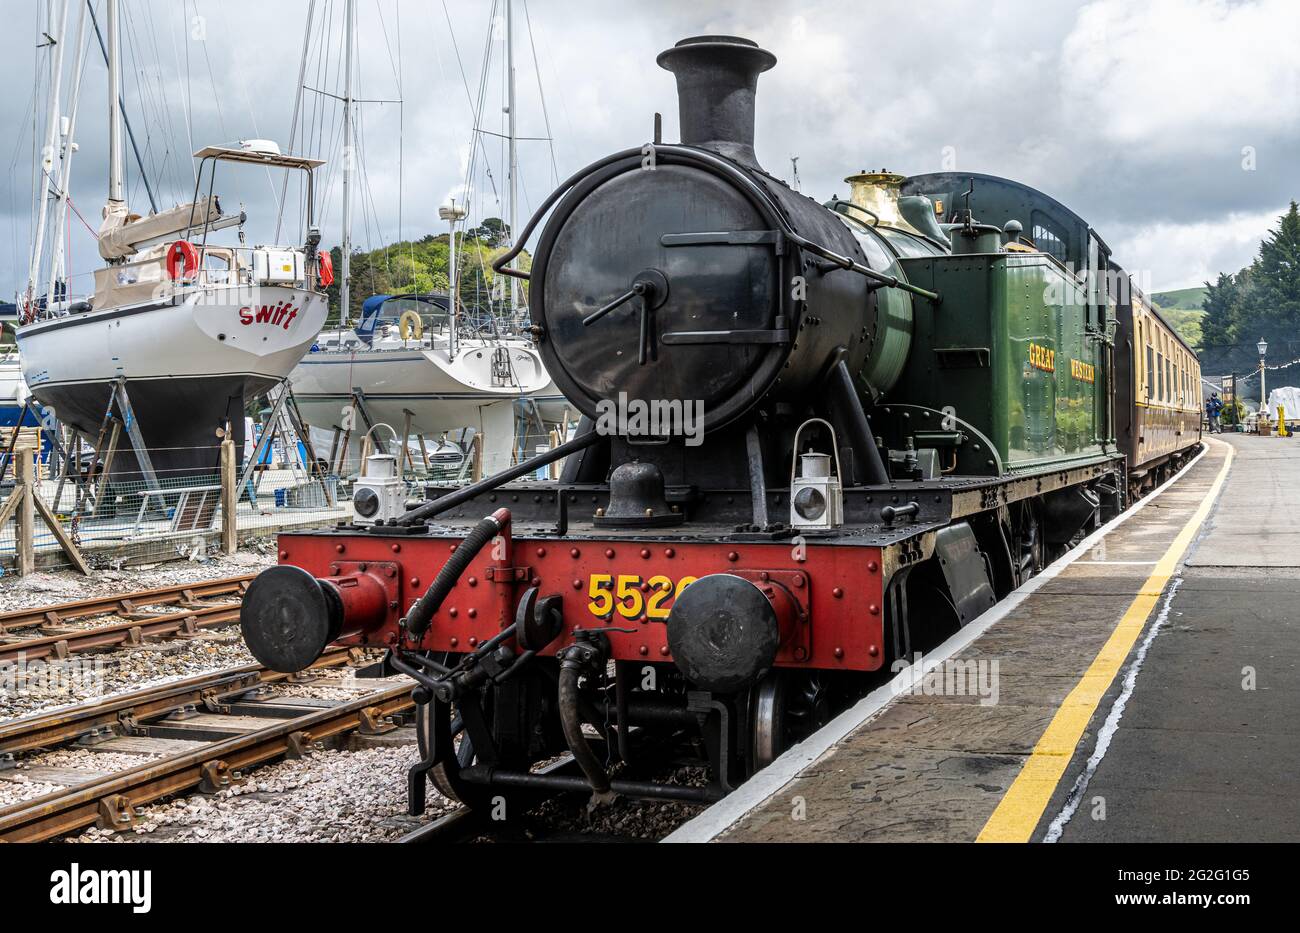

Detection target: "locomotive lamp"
[790, 418, 844, 532]
[353, 450, 405, 523]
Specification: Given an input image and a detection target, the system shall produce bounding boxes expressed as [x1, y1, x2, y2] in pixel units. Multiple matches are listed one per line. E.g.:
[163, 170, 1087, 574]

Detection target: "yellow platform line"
[977, 439, 1235, 842]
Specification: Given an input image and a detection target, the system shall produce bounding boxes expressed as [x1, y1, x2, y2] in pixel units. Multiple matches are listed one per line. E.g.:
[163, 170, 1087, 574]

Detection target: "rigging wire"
[189, 0, 228, 141]
[521, 0, 559, 188]
[373, 0, 406, 270]
[120, 3, 165, 207]
[166, 1, 197, 186]
[276, 0, 318, 243]
[461, 0, 504, 323]
[132, 1, 184, 203]
[442, 0, 499, 204]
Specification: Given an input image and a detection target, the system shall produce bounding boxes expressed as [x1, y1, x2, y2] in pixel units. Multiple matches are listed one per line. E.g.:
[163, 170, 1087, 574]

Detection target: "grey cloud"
[3, 0, 1296, 296]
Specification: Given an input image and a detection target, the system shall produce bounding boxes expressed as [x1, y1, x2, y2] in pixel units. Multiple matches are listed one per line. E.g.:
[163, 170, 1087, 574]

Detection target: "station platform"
[667, 435, 1298, 843]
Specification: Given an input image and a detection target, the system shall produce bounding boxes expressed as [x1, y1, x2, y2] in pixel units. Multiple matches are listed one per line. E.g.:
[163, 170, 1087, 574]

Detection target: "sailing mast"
[439, 199, 467, 357]
[506, 0, 518, 315]
[45, 0, 89, 310]
[106, 0, 123, 207]
[339, 0, 355, 326]
[25, 0, 70, 312]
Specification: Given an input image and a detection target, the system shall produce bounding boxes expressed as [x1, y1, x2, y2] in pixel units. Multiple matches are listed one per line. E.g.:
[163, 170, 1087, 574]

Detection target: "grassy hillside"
[1152, 286, 1208, 310]
[1153, 306, 1205, 349]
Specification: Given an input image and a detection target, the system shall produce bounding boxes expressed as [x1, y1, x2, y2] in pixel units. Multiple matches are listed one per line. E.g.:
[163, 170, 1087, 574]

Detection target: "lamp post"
[1258, 338, 1268, 423]
[439, 200, 468, 357]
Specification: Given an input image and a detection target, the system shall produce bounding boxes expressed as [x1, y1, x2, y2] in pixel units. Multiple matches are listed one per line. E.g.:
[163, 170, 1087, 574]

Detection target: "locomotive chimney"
[656, 35, 776, 170]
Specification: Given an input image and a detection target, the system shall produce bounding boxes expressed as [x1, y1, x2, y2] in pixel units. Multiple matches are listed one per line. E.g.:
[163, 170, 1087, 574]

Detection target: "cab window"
[1031, 211, 1069, 264]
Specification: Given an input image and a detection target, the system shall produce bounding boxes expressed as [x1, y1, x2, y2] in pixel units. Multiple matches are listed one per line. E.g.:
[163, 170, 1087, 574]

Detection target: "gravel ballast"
[71, 744, 451, 843]
[0, 551, 274, 614]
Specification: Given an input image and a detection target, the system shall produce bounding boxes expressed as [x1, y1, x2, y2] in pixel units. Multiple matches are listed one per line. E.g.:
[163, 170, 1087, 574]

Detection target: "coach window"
[1170, 337, 1180, 402]
[1136, 317, 1144, 394]
[1145, 343, 1154, 401]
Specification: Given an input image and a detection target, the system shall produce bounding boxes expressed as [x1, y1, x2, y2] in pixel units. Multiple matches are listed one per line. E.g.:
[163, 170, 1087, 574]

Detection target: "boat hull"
[289, 342, 570, 473]
[16, 286, 328, 482]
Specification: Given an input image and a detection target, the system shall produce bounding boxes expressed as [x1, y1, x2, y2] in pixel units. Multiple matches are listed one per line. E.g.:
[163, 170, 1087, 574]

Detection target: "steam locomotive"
[241, 35, 1201, 811]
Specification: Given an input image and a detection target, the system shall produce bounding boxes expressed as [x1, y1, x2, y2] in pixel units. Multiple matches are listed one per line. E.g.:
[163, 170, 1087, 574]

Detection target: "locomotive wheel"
[427, 721, 477, 806]
[1015, 501, 1044, 583]
[415, 697, 491, 810]
[748, 672, 831, 773]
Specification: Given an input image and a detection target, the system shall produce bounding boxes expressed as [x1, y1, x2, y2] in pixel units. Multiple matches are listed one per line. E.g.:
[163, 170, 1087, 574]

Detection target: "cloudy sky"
[4, 0, 1298, 301]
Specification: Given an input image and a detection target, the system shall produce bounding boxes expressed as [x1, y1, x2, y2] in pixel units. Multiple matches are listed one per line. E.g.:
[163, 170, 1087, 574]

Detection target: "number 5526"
[587, 573, 696, 620]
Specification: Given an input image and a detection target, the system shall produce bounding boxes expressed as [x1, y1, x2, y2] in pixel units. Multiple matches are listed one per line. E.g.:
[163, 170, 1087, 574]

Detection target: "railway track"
[0, 649, 413, 842]
[0, 575, 253, 664]
[395, 753, 710, 844]
[0, 580, 699, 844]
[0, 577, 709, 844]
[396, 755, 587, 844]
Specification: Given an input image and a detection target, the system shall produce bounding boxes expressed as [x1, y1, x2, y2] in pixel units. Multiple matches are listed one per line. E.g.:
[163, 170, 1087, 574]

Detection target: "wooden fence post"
[359, 435, 372, 477]
[220, 435, 237, 555]
[17, 446, 35, 576]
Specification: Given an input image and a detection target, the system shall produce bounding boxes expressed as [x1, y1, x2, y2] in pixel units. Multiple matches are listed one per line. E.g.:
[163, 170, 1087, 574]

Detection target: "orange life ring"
[166, 240, 199, 281]
[317, 250, 335, 287]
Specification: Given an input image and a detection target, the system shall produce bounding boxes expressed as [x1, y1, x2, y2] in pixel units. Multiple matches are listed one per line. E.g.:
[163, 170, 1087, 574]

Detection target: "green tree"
[1247, 201, 1300, 343]
[1197, 202, 1300, 380]
[465, 217, 510, 248]
[1200, 271, 1239, 350]
[323, 229, 530, 327]
[1156, 307, 1204, 348]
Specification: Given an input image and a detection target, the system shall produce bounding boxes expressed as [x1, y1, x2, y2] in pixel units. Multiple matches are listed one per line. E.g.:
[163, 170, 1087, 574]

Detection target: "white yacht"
[290, 294, 567, 475]
[15, 1, 328, 484]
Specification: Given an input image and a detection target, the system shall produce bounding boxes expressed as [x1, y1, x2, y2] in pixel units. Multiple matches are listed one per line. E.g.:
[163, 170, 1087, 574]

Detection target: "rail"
[0, 660, 410, 842]
[0, 574, 253, 633]
[0, 650, 354, 757]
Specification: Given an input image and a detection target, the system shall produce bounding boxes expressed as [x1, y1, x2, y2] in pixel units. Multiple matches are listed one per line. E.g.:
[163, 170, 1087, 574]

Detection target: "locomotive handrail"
[492, 147, 646, 282]
[808, 249, 939, 301]
[880, 403, 1006, 475]
[396, 430, 601, 525]
[789, 417, 844, 488]
[828, 197, 879, 227]
[492, 143, 941, 303]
